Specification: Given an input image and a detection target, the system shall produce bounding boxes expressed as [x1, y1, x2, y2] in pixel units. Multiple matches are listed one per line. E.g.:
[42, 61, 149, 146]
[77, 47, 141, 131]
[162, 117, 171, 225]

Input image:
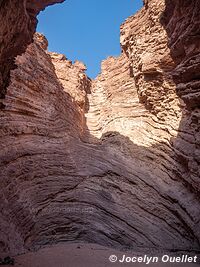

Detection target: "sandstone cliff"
[0, 0, 200, 258]
[0, 0, 64, 103]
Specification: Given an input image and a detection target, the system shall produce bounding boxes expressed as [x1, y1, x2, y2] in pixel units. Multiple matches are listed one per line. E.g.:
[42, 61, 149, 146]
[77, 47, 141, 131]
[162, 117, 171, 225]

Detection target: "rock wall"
[161, 0, 200, 193]
[0, 33, 89, 254]
[120, 0, 200, 193]
[0, 0, 64, 102]
[0, 0, 200, 257]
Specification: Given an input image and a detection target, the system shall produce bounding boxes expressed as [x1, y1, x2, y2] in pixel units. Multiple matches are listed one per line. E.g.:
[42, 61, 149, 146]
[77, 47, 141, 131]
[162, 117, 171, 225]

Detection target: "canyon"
[0, 0, 200, 262]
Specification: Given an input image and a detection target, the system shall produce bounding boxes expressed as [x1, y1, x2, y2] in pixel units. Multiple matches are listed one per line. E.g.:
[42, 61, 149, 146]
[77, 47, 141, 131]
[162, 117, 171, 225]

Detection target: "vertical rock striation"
[0, 0, 200, 258]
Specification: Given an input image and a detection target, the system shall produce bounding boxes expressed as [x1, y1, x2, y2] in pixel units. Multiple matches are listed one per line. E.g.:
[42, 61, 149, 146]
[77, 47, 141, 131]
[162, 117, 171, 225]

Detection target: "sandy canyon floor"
[14, 243, 200, 267]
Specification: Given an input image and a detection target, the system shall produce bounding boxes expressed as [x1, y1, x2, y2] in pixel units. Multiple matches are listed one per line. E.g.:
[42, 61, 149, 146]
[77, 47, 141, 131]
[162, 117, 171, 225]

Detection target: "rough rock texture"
[0, 0, 64, 102]
[0, 0, 200, 258]
[161, 0, 200, 109]
[0, 34, 89, 254]
[161, 0, 200, 193]
[120, 0, 200, 193]
[49, 51, 91, 111]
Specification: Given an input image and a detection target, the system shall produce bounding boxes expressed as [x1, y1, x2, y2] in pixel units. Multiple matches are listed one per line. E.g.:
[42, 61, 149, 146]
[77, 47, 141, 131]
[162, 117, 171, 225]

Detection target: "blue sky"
[37, 0, 143, 78]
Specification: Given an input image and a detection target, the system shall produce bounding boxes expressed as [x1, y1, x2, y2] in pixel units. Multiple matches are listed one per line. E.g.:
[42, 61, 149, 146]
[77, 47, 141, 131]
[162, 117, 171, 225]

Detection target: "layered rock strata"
[0, 0, 200, 258]
[0, 33, 89, 254]
[120, 0, 200, 193]
[0, 0, 64, 102]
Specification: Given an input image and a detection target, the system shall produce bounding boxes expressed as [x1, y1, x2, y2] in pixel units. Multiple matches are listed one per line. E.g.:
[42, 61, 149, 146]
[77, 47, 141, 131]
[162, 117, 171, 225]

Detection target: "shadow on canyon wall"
[0, 0, 64, 102]
[160, 0, 200, 193]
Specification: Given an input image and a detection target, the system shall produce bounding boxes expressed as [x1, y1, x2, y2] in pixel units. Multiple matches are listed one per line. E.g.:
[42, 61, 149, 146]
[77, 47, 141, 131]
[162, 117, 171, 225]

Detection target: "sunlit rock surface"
[0, 0, 200, 257]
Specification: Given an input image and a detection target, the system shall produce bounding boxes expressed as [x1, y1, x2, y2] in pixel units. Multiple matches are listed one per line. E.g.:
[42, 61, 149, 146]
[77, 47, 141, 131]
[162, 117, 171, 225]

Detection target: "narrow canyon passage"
[0, 0, 200, 263]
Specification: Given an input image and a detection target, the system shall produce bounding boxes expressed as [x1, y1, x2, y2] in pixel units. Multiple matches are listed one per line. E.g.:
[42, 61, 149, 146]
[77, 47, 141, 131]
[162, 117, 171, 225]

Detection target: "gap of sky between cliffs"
[37, 0, 143, 79]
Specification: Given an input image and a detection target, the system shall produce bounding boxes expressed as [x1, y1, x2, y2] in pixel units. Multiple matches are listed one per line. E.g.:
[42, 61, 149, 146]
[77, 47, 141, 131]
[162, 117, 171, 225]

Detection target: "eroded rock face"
[120, 0, 200, 193]
[0, 0, 64, 102]
[0, 34, 89, 254]
[160, 0, 200, 196]
[0, 0, 200, 257]
[161, 0, 200, 109]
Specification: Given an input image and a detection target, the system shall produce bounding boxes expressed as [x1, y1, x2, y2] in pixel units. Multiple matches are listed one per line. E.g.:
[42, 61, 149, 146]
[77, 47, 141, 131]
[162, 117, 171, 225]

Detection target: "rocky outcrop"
[161, 0, 200, 194]
[49, 50, 91, 111]
[0, 0, 64, 103]
[0, 33, 89, 254]
[161, 0, 200, 109]
[120, 0, 200, 193]
[0, 0, 200, 258]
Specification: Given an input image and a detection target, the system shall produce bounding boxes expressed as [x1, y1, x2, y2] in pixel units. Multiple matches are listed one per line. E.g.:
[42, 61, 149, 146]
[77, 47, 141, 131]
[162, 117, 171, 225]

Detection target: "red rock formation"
[0, 0, 200, 259]
[120, 0, 200, 193]
[161, 0, 200, 108]
[0, 33, 89, 255]
[160, 0, 200, 194]
[0, 0, 64, 102]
